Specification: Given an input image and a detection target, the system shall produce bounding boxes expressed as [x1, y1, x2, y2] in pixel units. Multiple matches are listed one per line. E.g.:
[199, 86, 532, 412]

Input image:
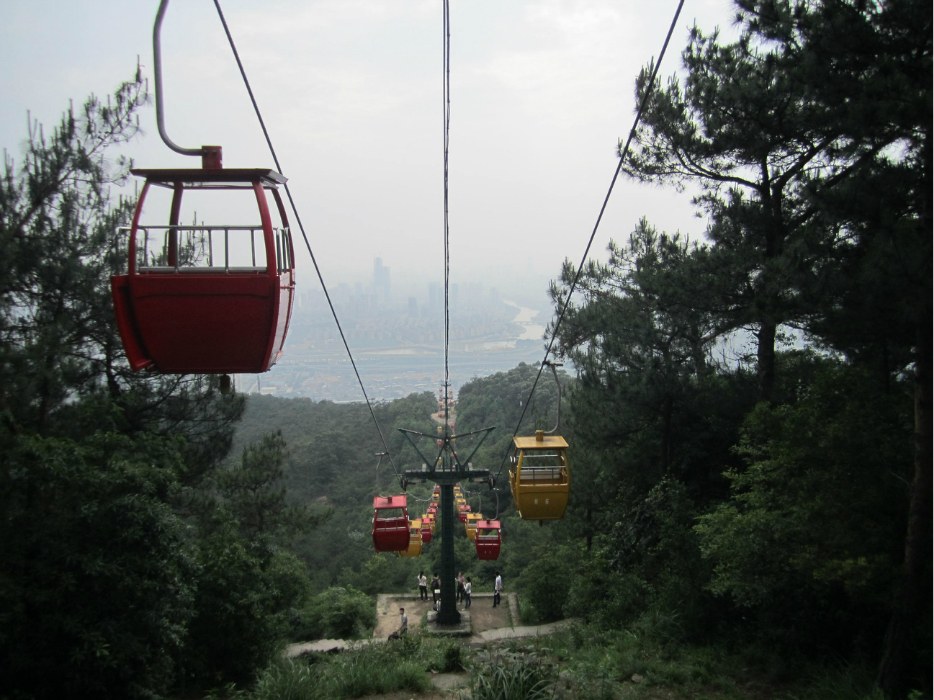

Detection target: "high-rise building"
[428, 281, 442, 310]
[374, 257, 391, 306]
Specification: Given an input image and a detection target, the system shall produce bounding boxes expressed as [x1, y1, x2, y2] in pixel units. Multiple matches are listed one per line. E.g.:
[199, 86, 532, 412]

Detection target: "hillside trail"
[289, 592, 565, 656]
[287, 592, 572, 698]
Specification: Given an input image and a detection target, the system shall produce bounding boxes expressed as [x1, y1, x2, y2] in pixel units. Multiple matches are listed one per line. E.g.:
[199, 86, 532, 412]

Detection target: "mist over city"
[245, 255, 556, 400]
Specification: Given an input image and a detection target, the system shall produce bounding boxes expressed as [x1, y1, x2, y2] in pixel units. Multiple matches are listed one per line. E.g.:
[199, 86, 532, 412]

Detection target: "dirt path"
[375, 596, 436, 638]
[462, 595, 512, 633]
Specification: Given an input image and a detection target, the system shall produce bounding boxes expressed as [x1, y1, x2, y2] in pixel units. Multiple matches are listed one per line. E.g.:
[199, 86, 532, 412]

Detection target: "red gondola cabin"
[372, 495, 410, 552]
[420, 517, 433, 544]
[111, 167, 295, 374]
[475, 520, 501, 560]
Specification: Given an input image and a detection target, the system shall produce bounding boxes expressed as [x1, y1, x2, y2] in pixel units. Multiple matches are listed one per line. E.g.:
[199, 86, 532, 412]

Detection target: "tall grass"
[466, 650, 555, 700]
[324, 651, 427, 698]
[543, 621, 747, 697]
[777, 664, 884, 700]
[232, 621, 894, 700]
[248, 658, 323, 700]
[231, 637, 433, 700]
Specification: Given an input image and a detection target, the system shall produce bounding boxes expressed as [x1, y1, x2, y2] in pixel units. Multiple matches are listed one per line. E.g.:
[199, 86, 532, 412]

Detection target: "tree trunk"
[585, 508, 593, 551]
[877, 128, 932, 696]
[756, 320, 776, 402]
[661, 394, 673, 474]
[876, 323, 932, 698]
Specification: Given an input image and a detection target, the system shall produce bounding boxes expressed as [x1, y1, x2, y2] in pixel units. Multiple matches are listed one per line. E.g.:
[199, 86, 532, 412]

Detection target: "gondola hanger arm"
[544, 361, 563, 435]
[153, 0, 222, 168]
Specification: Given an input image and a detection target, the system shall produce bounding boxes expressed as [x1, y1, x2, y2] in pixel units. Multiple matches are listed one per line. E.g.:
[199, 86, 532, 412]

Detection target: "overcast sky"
[1, 0, 739, 305]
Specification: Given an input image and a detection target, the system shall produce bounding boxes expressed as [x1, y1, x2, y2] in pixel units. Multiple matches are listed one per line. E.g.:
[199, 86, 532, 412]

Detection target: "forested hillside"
[228, 362, 568, 596]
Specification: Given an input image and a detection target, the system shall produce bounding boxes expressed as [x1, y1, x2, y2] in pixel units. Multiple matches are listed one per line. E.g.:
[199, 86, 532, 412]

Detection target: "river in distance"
[239, 301, 551, 401]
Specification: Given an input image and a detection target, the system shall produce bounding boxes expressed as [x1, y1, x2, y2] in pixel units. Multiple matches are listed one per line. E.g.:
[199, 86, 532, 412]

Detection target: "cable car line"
[373, 452, 389, 498]
[208, 0, 681, 523]
[493, 0, 686, 483]
[212, 0, 403, 485]
[442, 0, 452, 431]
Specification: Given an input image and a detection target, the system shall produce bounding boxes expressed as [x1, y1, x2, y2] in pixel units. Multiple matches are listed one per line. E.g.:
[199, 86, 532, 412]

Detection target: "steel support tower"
[399, 423, 494, 625]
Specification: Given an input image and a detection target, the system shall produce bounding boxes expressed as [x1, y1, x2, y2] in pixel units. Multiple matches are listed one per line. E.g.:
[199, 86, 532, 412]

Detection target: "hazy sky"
[1, 0, 739, 305]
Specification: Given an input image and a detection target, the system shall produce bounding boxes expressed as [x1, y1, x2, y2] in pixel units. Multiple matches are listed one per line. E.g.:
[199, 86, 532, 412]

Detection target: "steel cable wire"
[442, 0, 452, 431]
[212, 0, 402, 483]
[494, 0, 686, 482]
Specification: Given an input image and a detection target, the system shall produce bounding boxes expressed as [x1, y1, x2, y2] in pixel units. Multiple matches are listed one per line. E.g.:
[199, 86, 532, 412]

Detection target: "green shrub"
[633, 604, 686, 646]
[564, 561, 652, 629]
[441, 640, 465, 672]
[185, 526, 300, 686]
[294, 586, 375, 641]
[0, 430, 196, 699]
[779, 664, 885, 700]
[516, 546, 576, 623]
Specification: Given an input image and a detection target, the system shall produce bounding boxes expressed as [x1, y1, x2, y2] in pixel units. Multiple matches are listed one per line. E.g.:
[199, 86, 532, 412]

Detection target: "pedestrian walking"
[464, 577, 472, 609]
[493, 571, 502, 607]
[431, 573, 441, 604]
[456, 572, 465, 602]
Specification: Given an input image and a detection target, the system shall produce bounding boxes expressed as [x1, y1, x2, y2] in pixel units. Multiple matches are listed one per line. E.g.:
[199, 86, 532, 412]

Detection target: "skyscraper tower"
[373, 257, 391, 307]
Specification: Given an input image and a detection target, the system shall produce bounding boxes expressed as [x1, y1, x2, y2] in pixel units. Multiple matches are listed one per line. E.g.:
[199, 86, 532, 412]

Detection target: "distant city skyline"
[239, 289, 548, 401]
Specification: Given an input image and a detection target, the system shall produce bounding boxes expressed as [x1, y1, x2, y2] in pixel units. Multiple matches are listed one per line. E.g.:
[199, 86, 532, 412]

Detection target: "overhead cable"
[212, 0, 402, 483]
[495, 0, 687, 480]
[442, 0, 452, 430]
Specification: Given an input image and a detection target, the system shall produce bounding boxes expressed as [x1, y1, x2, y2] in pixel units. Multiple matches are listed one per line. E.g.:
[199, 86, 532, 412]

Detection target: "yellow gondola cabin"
[510, 430, 570, 521]
[398, 519, 423, 558]
[465, 512, 482, 540]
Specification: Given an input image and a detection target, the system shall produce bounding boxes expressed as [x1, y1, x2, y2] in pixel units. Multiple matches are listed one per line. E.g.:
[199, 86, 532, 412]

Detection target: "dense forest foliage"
[540, 2, 931, 697]
[0, 1, 929, 699]
[0, 73, 321, 698]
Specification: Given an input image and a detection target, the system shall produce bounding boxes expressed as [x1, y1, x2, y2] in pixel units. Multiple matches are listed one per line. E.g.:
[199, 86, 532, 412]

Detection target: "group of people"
[395, 570, 505, 638]
[417, 570, 504, 610]
[455, 572, 473, 608]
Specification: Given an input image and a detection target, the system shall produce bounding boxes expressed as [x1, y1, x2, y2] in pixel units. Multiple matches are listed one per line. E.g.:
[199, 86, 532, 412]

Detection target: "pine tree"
[549, 220, 753, 536]
[623, 9, 896, 401]
[733, 1, 932, 695]
[627, 1, 931, 693]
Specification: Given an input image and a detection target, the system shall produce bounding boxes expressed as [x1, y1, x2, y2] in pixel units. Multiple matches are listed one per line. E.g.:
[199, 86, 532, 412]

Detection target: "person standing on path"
[431, 573, 441, 605]
[418, 571, 428, 600]
[456, 572, 465, 603]
[464, 577, 472, 609]
[493, 571, 502, 607]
